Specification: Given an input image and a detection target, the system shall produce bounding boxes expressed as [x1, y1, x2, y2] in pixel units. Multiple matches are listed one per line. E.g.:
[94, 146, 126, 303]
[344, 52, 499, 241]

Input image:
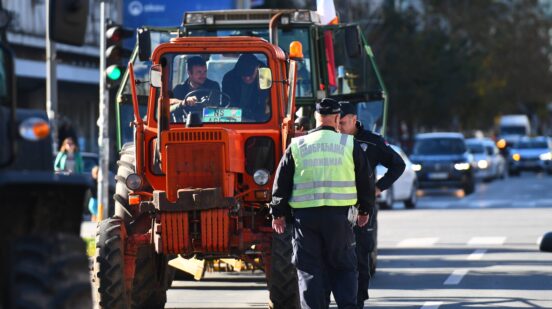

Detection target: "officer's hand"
[375, 187, 381, 197]
[272, 217, 286, 234]
[357, 214, 369, 227]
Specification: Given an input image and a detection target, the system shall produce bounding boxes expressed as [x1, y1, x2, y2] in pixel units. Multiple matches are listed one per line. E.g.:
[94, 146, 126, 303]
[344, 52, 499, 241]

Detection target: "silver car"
[377, 145, 419, 209]
[466, 138, 506, 181]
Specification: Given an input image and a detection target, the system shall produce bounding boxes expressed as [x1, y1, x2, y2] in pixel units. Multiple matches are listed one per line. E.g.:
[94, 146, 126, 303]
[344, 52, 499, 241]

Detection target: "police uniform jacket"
[270, 126, 375, 219]
[354, 122, 406, 192]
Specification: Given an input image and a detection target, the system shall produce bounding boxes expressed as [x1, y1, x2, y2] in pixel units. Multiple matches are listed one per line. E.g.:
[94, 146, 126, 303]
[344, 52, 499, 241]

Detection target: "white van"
[499, 114, 530, 137]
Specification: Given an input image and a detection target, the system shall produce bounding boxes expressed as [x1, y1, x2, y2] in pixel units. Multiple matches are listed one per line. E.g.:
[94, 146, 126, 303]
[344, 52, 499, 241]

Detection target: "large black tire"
[268, 226, 300, 309]
[7, 234, 92, 309]
[113, 143, 136, 221]
[131, 247, 175, 309]
[93, 218, 128, 309]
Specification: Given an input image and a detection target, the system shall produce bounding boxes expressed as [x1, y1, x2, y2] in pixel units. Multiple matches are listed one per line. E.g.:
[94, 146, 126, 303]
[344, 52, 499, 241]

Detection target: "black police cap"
[339, 102, 357, 117]
[316, 98, 341, 115]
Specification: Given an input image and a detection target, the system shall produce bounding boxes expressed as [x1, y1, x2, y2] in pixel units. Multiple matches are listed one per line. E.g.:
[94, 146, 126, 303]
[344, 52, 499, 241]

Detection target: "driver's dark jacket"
[222, 69, 269, 121]
[171, 78, 220, 99]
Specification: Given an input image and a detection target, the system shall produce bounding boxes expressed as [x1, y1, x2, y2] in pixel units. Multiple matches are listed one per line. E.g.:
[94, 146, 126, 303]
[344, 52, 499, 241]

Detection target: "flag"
[316, 0, 338, 25]
[317, 0, 338, 91]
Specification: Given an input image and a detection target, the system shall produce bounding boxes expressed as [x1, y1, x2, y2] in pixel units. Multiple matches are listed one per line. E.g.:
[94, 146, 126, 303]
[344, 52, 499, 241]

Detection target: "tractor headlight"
[253, 169, 270, 186]
[125, 173, 143, 190]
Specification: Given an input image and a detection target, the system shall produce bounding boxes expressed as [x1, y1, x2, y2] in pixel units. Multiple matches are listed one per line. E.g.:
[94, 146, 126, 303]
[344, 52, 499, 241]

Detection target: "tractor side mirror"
[137, 28, 152, 62]
[258, 67, 272, 90]
[150, 64, 161, 88]
[345, 26, 361, 58]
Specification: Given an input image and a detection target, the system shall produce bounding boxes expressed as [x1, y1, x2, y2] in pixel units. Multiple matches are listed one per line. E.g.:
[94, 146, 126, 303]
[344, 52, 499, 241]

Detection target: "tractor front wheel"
[268, 225, 300, 309]
[130, 246, 175, 309]
[93, 218, 128, 309]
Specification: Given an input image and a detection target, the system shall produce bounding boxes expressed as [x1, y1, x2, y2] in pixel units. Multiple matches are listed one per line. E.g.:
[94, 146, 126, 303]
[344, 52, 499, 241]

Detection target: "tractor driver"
[170, 56, 220, 119]
[222, 54, 270, 121]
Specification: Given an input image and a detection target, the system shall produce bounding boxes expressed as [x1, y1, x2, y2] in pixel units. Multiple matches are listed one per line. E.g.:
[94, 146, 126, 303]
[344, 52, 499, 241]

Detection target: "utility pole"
[45, 0, 58, 151]
[98, 0, 110, 220]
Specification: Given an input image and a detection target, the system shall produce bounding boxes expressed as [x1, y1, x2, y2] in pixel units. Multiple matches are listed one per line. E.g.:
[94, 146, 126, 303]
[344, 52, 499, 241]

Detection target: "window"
[162, 52, 271, 124]
[187, 27, 313, 98]
[413, 138, 467, 155]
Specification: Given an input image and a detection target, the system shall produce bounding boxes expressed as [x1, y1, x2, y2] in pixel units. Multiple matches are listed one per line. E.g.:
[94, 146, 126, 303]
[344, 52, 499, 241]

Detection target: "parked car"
[410, 132, 475, 195]
[466, 138, 506, 181]
[377, 145, 418, 209]
[508, 136, 552, 176]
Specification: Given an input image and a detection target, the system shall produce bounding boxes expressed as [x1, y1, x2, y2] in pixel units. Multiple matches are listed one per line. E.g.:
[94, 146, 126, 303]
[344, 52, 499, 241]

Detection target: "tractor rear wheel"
[93, 218, 128, 309]
[113, 143, 136, 221]
[8, 234, 92, 309]
[130, 246, 175, 309]
[268, 225, 300, 309]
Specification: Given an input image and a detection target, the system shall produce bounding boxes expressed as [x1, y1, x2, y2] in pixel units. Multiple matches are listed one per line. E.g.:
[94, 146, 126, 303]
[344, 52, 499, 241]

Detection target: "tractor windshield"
[160, 52, 271, 124]
[187, 27, 313, 98]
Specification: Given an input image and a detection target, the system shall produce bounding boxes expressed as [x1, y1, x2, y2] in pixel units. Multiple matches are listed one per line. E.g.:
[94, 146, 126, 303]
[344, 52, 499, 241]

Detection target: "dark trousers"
[354, 208, 377, 308]
[354, 225, 372, 308]
[292, 207, 358, 309]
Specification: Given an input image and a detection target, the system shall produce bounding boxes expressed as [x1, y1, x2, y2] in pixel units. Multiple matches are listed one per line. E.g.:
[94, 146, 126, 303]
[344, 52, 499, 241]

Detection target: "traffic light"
[105, 23, 133, 88]
[49, 0, 89, 46]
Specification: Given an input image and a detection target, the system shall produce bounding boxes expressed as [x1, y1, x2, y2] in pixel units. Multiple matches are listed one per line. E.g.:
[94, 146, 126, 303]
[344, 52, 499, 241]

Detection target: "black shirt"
[270, 126, 375, 219]
[354, 122, 406, 191]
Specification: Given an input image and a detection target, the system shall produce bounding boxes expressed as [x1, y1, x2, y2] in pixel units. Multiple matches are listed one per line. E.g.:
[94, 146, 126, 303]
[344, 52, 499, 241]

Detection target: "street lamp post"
[97, 0, 110, 220]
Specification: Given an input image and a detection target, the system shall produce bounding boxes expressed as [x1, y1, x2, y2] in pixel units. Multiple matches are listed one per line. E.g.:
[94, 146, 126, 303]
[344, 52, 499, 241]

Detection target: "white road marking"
[467, 237, 506, 245]
[397, 237, 439, 247]
[421, 301, 443, 309]
[443, 269, 468, 285]
[467, 249, 487, 260]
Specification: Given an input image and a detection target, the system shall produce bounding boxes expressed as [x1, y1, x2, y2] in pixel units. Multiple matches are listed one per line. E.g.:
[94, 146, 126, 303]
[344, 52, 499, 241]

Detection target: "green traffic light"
[106, 65, 122, 81]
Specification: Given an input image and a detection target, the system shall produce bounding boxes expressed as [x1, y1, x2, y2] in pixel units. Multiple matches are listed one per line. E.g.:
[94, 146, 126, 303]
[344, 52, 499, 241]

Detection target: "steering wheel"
[184, 89, 232, 108]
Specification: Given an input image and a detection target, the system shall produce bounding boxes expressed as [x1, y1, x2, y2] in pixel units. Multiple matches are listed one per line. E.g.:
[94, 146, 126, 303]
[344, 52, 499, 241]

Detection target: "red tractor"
[93, 34, 304, 308]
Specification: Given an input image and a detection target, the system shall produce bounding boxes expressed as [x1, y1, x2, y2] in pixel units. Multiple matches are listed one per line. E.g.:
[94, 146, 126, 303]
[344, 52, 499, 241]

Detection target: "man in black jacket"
[222, 54, 269, 122]
[339, 102, 406, 309]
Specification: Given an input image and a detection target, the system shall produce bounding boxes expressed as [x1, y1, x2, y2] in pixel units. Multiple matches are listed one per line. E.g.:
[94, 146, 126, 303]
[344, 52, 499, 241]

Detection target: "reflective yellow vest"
[289, 130, 357, 208]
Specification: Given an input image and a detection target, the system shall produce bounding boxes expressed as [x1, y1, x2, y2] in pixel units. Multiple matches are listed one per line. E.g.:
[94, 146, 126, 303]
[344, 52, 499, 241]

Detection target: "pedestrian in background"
[54, 137, 84, 174]
[271, 98, 375, 309]
[338, 102, 405, 308]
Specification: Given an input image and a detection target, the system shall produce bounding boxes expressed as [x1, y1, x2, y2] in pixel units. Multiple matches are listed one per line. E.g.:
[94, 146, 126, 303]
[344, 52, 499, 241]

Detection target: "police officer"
[271, 98, 375, 309]
[338, 102, 406, 309]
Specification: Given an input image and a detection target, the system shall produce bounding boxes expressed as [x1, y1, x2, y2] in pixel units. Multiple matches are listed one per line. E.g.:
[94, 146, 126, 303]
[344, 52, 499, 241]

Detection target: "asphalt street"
[82, 172, 552, 309]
